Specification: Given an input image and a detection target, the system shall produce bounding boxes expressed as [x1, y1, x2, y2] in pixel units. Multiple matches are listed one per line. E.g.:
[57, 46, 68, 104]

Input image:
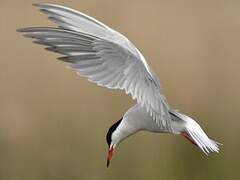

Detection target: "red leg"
[181, 132, 197, 146]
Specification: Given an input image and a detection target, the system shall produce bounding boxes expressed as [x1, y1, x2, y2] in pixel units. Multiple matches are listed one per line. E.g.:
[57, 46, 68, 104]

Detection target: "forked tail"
[171, 111, 221, 154]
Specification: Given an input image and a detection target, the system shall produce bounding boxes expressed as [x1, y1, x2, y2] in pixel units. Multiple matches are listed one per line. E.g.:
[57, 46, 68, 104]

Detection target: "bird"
[18, 3, 221, 167]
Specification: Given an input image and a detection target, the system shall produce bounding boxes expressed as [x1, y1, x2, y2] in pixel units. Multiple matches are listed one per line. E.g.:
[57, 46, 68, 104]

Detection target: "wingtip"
[16, 28, 28, 33]
[16, 28, 22, 32]
[32, 2, 43, 8]
[32, 3, 38, 6]
[32, 2, 54, 9]
[32, 2, 59, 8]
[16, 27, 36, 33]
[32, 2, 46, 7]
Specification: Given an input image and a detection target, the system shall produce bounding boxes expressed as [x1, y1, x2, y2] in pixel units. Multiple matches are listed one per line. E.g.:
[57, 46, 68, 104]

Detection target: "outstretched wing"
[18, 3, 172, 130]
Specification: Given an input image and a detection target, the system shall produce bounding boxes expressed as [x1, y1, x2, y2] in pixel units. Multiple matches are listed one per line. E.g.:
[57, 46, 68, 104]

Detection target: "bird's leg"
[180, 132, 197, 146]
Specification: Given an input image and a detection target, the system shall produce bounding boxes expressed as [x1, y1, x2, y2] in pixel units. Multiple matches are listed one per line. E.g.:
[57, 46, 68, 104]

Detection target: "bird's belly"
[141, 119, 168, 133]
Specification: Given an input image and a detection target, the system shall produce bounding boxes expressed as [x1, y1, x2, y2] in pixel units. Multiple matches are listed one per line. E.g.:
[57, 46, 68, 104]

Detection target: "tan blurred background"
[1, 0, 240, 179]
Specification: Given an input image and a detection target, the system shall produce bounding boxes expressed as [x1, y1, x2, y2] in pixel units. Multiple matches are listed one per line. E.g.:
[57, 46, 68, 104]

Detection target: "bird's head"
[106, 118, 123, 167]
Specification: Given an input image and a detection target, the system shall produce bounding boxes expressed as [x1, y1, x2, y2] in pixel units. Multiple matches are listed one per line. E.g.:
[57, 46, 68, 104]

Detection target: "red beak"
[107, 147, 114, 167]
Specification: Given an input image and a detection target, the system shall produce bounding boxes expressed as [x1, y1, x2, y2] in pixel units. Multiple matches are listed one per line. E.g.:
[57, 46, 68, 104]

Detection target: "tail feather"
[185, 125, 220, 154]
[171, 111, 221, 154]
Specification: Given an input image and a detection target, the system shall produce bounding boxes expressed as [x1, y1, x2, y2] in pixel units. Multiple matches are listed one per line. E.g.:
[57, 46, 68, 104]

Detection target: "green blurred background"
[1, 0, 240, 179]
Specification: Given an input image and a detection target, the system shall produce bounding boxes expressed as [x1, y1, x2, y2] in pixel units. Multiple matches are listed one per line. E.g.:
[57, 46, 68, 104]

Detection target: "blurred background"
[1, 0, 240, 179]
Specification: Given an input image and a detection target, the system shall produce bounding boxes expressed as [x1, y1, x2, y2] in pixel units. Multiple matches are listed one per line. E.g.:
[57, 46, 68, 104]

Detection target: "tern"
[18, 3, 221, 167]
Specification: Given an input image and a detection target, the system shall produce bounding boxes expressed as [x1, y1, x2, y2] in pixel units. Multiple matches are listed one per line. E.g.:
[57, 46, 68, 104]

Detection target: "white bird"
[18, 3, 221, 167]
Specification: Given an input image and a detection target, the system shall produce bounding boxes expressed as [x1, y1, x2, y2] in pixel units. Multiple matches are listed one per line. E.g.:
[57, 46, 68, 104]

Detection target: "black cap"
[106, 118, 122, 148]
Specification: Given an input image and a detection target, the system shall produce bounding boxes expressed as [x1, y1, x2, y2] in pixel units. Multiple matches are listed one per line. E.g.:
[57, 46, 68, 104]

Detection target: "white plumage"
[18, 3, 220, 165]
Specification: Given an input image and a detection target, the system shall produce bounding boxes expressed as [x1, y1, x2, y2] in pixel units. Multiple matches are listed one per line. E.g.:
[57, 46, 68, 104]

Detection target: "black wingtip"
[16, 27, 35, 33]
[16, 28, 25, 32]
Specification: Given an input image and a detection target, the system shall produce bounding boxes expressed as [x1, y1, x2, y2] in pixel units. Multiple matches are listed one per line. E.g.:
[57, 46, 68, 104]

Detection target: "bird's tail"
[171, 111, 221, 154]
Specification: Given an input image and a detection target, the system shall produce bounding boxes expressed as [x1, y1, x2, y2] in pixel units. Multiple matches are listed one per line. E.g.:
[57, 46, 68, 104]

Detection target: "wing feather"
[18, 3, 173, 130]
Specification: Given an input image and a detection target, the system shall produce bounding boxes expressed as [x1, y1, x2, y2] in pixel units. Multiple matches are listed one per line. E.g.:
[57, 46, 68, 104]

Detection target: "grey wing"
[18, 3, 172, 130]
